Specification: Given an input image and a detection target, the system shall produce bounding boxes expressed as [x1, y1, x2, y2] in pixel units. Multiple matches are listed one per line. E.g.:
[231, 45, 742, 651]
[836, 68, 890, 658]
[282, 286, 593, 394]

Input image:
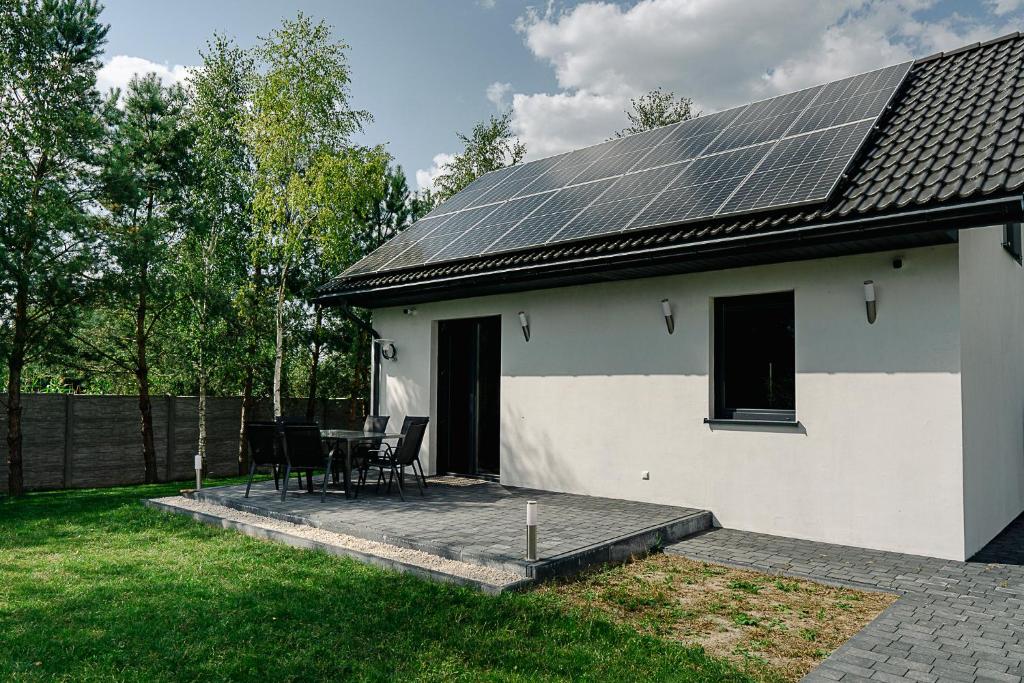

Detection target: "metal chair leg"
[281, 464, 291, 502]
[413, 459, 428, 489]
[245, 460, 257, 498]
[391, 464, 405, 502]
[321, 456, 333, 503]
[411, 465, 424, 496]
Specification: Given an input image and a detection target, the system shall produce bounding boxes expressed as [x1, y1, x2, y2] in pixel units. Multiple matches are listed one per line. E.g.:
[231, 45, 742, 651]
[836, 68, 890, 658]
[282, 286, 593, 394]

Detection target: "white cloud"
[990, 0, 1024, 14]
[415, 152, 456, 192]
[485, 81, 513, 110]
[97, 55, 193, 94]
[511, 90, 622, 159]
[478, 0, 497, 8]
[507, 0, 1015, 160]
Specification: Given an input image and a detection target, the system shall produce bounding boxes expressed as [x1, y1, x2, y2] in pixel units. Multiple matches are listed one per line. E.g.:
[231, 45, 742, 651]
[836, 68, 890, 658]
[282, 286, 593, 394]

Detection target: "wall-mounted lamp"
[661, 298, 675, 335]
[402, 307, 417, 316]
[518, 311, 531, 342]
[376, 339, 398, 361]
[863, 280, 877, 324]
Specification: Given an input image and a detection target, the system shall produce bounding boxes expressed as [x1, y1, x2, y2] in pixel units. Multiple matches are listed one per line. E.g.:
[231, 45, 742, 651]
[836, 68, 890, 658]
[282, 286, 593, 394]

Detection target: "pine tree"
[0, 0, 107, 495]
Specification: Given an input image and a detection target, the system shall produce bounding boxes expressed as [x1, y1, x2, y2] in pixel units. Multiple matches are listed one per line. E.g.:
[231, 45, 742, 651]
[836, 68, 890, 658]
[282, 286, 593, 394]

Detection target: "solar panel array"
[347, 61, 912, 276]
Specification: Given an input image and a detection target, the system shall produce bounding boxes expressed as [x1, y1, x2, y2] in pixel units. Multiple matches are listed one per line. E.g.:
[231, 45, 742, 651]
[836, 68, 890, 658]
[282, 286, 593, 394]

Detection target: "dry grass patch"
[541, 553, 896, 682]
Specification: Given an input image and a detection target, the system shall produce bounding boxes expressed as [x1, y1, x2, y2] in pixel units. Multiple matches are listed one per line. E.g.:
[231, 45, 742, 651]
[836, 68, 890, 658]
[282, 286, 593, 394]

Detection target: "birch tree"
[243, 13, 368, 417]
[181, 35, 252, 470]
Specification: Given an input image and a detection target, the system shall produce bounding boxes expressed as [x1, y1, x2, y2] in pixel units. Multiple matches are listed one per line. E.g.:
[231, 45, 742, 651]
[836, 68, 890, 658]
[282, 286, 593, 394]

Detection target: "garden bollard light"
[526, 500, 538, 561]
[194, 454, 203, 490]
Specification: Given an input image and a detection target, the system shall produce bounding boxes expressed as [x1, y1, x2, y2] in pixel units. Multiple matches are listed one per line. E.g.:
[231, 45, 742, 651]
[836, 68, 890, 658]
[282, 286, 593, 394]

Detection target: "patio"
[182, 476, 712, 582]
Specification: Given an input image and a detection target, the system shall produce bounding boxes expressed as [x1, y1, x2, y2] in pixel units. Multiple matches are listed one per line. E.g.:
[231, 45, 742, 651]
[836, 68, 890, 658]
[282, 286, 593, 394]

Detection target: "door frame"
[434, 315, 501, 480]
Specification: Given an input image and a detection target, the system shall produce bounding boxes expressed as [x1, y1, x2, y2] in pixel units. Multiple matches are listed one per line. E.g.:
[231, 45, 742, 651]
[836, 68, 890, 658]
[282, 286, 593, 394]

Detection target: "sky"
[96, 0, 1023, 191]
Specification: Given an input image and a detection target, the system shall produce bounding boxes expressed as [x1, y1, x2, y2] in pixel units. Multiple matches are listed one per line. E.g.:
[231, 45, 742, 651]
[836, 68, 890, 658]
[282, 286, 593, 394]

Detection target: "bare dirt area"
[541, 553, 896, 682]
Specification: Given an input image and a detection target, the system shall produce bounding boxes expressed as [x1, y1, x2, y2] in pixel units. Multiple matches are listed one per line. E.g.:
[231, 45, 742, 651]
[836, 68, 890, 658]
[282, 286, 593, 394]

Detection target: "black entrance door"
[436, 316, 501, 477]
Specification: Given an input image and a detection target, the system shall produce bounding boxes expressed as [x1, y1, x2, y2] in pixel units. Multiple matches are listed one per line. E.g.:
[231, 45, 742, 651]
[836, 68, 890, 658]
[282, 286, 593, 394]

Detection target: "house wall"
[375, 244, 967, 559]
[959, 225, 1024, 558]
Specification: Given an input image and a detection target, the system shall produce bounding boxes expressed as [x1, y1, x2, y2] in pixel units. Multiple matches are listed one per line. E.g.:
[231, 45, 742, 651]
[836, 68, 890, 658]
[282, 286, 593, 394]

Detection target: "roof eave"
[317, 195, 1024, 309]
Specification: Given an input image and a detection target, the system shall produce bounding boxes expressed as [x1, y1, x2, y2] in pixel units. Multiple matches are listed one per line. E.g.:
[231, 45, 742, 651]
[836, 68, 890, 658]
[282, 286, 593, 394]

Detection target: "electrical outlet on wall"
[641, 470, 650, 480]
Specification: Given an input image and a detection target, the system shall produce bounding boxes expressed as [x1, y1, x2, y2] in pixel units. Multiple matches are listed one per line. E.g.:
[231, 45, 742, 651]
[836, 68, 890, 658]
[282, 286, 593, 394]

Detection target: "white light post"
[194, 454, 203, 490]
[526, 500, 538, 561]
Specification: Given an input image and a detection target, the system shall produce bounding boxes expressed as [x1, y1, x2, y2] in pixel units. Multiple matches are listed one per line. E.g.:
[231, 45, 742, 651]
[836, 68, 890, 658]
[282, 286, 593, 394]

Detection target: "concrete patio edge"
[143, 498, 533, 595]
[185, 484, 714, 580]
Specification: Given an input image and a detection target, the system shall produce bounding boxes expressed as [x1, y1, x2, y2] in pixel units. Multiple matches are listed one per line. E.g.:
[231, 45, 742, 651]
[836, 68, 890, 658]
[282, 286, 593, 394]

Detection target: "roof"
[321, 33, 1024, 308]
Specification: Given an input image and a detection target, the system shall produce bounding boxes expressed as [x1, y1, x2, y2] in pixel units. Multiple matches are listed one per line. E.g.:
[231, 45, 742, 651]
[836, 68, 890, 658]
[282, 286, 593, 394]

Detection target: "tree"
[180, 34, 253, 472]
[93, 74, 192, 483]
[615, 87, 697, 138]
[0, 0, 107, 496]
[433, 112, 525, 202]
[243, 13, 369, 417]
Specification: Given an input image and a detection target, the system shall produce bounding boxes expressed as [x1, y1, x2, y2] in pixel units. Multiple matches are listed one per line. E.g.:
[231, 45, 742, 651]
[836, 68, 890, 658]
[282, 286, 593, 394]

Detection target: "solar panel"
[631, 144, 772, 229]
[717, 119, 875, 215]
[485, 179, 616, 252]
[429, 192, 555, 262]
[345, 60, 912, 276]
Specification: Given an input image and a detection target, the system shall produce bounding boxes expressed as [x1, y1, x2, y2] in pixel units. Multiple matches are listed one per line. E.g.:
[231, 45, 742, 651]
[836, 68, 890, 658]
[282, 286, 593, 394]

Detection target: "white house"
[318, 34, 1024, 562]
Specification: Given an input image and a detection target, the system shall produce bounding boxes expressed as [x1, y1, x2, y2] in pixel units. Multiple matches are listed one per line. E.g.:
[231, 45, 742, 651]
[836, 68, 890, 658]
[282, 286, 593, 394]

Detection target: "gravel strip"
[152, 495, 524, 588]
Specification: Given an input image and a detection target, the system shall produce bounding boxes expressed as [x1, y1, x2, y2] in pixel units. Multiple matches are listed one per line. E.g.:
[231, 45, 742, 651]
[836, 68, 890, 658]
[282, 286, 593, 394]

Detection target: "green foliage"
[3, 7, 426, 484]
[0, 0, 109, 493]
[433, 112, 526, 201]
[615, 87, 697, 138]
[0, 482, 752, 682]
[243, 12, 371, 415]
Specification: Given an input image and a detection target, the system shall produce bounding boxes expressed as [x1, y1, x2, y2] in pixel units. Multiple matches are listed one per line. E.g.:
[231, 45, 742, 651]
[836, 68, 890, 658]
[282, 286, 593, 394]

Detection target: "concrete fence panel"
[0, 394, 360, 493]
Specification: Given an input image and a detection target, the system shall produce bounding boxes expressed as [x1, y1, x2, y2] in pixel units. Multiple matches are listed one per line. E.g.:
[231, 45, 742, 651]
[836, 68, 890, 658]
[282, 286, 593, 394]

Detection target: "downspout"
[337, 304, 382, 416]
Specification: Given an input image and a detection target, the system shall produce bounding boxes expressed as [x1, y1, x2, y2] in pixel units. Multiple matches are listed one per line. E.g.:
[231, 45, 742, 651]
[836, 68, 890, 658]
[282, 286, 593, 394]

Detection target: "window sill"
[704, 417, 803, 428]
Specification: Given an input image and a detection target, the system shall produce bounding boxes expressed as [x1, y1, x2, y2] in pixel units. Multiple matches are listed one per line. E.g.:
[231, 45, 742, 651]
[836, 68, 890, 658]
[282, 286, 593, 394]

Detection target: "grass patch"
[0, 480, 750, 682]
[540, 554, 895, 682]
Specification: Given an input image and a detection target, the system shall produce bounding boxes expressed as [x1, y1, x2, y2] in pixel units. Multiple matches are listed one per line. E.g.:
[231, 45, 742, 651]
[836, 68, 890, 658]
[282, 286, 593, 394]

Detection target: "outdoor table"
[320, 429, 402, 499]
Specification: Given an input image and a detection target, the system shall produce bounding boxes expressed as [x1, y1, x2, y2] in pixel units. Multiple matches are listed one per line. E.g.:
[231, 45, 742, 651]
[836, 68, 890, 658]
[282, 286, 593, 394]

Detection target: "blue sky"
[97, 1, 1021, 190]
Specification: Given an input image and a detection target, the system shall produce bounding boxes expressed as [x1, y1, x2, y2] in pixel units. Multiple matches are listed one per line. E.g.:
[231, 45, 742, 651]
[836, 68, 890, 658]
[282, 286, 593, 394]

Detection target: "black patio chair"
[396, 416, 429, 489]
[244, 422, 283, 498]
[340, 415, 389, 484]
[357, 420, 428, 502]
[280, 424, 334, 503]
[276, 416, 318, 490]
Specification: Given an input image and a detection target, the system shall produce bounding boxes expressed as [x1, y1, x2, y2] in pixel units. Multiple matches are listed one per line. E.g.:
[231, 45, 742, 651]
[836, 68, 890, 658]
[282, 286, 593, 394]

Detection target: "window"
[713, 291, 795, 422]
[1003, 223, 1022, 265]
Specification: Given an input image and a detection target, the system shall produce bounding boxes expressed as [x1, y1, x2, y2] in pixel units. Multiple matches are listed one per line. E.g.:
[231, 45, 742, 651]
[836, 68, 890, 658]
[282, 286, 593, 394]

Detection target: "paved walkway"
[666, 518, 1024, 683]
[194, 477, 710, 578]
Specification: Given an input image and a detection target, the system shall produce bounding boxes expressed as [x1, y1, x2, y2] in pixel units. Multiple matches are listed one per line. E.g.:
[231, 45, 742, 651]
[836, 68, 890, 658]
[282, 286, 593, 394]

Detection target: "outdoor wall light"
[377, 339, 398, 361]
[863, 280, 877, 324]
[661, 298, 675, 335]
[518, 311, 531, 342]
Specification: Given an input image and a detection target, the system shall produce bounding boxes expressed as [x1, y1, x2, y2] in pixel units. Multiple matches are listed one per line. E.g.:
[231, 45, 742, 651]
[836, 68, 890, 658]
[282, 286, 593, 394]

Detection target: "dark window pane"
[714, 291, 795, 420]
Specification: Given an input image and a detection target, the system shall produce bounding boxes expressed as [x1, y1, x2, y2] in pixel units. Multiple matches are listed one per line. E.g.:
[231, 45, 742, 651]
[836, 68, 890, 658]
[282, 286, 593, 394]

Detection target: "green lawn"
[0, 480, 750, 682]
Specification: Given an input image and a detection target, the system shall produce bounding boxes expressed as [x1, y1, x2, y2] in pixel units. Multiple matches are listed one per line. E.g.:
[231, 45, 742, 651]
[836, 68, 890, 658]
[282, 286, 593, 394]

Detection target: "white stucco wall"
[959, 225, 1024, 558]
[375, 244, 968, 559]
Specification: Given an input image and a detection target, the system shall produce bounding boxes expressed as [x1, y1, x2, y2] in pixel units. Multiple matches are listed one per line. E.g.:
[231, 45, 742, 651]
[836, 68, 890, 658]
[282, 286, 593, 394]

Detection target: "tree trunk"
[5, 283, 28, 497]
[272, 269, 288, 418]
[238, 363, 254, 475]
[237, 263, 261, 475]
[197, 367, 207, 467]
[305, 304, 323, 423]
[136, 275, 158, 484]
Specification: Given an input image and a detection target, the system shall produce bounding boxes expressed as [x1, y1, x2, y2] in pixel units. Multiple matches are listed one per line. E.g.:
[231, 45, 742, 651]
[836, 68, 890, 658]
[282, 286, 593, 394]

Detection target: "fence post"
[63, 394, 74, 489]
[165, 395, 175, 482]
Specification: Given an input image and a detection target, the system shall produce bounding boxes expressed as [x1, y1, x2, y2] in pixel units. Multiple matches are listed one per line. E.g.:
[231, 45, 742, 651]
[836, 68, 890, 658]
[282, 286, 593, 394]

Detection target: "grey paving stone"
[194, 477, 709, 578]
[665, 512, 1024, 682]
